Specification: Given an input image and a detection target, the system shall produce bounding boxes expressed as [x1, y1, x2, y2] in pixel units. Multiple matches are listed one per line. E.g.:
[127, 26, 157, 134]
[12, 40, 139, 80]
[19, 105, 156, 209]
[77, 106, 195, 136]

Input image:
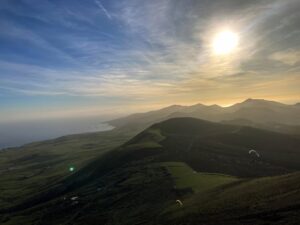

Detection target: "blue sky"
[0, 0, 300, 122]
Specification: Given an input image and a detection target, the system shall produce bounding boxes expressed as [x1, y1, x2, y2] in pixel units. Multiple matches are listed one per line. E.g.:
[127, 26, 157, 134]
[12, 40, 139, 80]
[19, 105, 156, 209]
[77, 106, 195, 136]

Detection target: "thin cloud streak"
[95, 0, 112, 20]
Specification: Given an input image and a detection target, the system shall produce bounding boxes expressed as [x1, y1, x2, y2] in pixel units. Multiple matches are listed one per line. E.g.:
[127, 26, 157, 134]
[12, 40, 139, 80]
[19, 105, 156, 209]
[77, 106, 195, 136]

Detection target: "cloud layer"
[0, 0, 299, 120]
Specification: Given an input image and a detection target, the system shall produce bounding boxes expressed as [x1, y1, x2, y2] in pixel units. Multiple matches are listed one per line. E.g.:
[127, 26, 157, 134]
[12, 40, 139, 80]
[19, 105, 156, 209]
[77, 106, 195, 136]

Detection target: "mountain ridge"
[108, 99, 300, 134]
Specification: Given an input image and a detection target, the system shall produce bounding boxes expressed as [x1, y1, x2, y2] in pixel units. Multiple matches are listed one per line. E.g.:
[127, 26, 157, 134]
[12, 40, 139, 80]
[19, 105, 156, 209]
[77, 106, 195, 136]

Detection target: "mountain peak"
[243, 98, 266, 103]
[294, 102, 300, 107]
[244, 98, 254, 102]
[159, 104, 183, 112]
[234, 98, 286, 108]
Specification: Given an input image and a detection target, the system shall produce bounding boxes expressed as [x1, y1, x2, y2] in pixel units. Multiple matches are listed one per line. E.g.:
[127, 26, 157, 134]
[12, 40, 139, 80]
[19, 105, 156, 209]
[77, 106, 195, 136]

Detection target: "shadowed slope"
[2, 118, 300, 225]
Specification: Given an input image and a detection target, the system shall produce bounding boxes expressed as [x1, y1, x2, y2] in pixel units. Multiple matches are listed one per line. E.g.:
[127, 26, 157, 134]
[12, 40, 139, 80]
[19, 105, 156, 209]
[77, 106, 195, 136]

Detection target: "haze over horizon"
[1, 0, 300, 123]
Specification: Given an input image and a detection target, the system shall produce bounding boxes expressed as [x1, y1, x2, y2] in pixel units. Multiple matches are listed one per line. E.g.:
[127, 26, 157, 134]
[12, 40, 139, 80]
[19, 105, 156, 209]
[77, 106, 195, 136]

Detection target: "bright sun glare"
[213, 30, 239, 55]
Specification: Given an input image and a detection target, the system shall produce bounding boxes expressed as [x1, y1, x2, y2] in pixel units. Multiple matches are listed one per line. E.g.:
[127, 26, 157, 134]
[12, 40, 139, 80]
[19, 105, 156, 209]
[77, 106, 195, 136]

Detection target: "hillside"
[0, 129, 136, 210]
[163, 167, 300, 225]
[221, 118, 300, 135]
[2, 117, 300, 225]
[130, 117, 300, 177]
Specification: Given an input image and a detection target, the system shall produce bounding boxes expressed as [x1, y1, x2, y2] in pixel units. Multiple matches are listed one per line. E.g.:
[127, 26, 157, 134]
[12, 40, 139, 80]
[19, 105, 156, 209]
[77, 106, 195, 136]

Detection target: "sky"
[0, 0, 300, 122]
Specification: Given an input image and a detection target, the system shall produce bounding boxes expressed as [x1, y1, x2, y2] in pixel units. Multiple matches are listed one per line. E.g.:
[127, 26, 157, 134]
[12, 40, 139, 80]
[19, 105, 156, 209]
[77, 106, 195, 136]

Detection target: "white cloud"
[269, 49, 300, 66]
[1, 0, 300, 107]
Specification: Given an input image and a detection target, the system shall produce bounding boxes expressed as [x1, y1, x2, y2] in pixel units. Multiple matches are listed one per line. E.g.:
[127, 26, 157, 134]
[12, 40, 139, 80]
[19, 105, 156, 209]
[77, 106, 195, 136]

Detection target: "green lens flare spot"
[69, 166, 75, 172]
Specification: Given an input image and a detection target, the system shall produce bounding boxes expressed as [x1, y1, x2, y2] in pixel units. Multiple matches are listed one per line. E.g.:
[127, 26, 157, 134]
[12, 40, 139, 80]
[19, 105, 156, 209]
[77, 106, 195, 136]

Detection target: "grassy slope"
[4, 160, 300, 225]
[1, 162, 177, 225]
[1, 117, 300, 225]
[163, 162, 237, 193]
[0, 129, 136, 209]
[157, 161, 300, 225]
[165, 171, 300, 225]
[155, 118, 300, 177]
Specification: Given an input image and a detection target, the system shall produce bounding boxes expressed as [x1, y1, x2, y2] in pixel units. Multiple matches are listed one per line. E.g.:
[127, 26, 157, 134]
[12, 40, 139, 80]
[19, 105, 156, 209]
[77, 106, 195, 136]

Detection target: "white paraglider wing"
[176, 199, 183, 206]
[249, 149, 260, 158]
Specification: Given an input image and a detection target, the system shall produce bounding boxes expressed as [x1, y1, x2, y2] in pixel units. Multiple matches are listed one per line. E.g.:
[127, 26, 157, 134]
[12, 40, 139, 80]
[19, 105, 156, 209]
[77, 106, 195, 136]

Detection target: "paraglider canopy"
[176, 199, 183, 206]
[249, 149, 260, 158]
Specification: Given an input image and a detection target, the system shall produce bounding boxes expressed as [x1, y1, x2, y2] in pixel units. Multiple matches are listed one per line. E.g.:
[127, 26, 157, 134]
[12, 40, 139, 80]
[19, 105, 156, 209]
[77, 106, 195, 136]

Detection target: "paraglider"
[70, 196, 79, 205]
[249, 149, 260, 158]
[176, 199, 183, 206]
[71, 196, 79, 201]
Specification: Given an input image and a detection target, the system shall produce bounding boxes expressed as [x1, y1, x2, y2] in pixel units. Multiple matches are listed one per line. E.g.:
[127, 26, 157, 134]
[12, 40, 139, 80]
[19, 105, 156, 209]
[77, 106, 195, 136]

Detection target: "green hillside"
[0, 129, 136, 209]
[163, 162, 237, 193]
[164, 171, 300, 225]
[147, 118, 300, 177]
[1, 117, 300, 225]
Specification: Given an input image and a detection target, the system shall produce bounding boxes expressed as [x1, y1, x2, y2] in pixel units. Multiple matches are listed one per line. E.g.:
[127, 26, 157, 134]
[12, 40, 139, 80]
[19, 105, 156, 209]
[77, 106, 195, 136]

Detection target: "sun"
[213, 30, 239, 55]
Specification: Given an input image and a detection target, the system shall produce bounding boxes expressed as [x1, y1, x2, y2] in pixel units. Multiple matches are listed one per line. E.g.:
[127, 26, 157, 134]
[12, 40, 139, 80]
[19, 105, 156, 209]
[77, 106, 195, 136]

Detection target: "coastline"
[0, 122, 114, 151]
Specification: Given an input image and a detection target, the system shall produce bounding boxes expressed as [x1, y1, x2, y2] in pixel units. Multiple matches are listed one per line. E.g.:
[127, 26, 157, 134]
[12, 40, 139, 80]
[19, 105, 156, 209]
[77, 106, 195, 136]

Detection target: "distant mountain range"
[109, 98, 300, 135]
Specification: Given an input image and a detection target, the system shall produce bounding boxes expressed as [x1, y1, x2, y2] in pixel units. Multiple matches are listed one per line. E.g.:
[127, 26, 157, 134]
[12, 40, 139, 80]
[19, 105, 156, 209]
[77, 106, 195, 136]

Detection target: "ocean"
[0, 116, 114, 149]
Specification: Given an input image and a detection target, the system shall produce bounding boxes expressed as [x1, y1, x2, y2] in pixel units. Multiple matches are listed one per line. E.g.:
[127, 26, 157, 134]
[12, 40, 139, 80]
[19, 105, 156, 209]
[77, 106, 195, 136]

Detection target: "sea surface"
[0, 116, 114, 149]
